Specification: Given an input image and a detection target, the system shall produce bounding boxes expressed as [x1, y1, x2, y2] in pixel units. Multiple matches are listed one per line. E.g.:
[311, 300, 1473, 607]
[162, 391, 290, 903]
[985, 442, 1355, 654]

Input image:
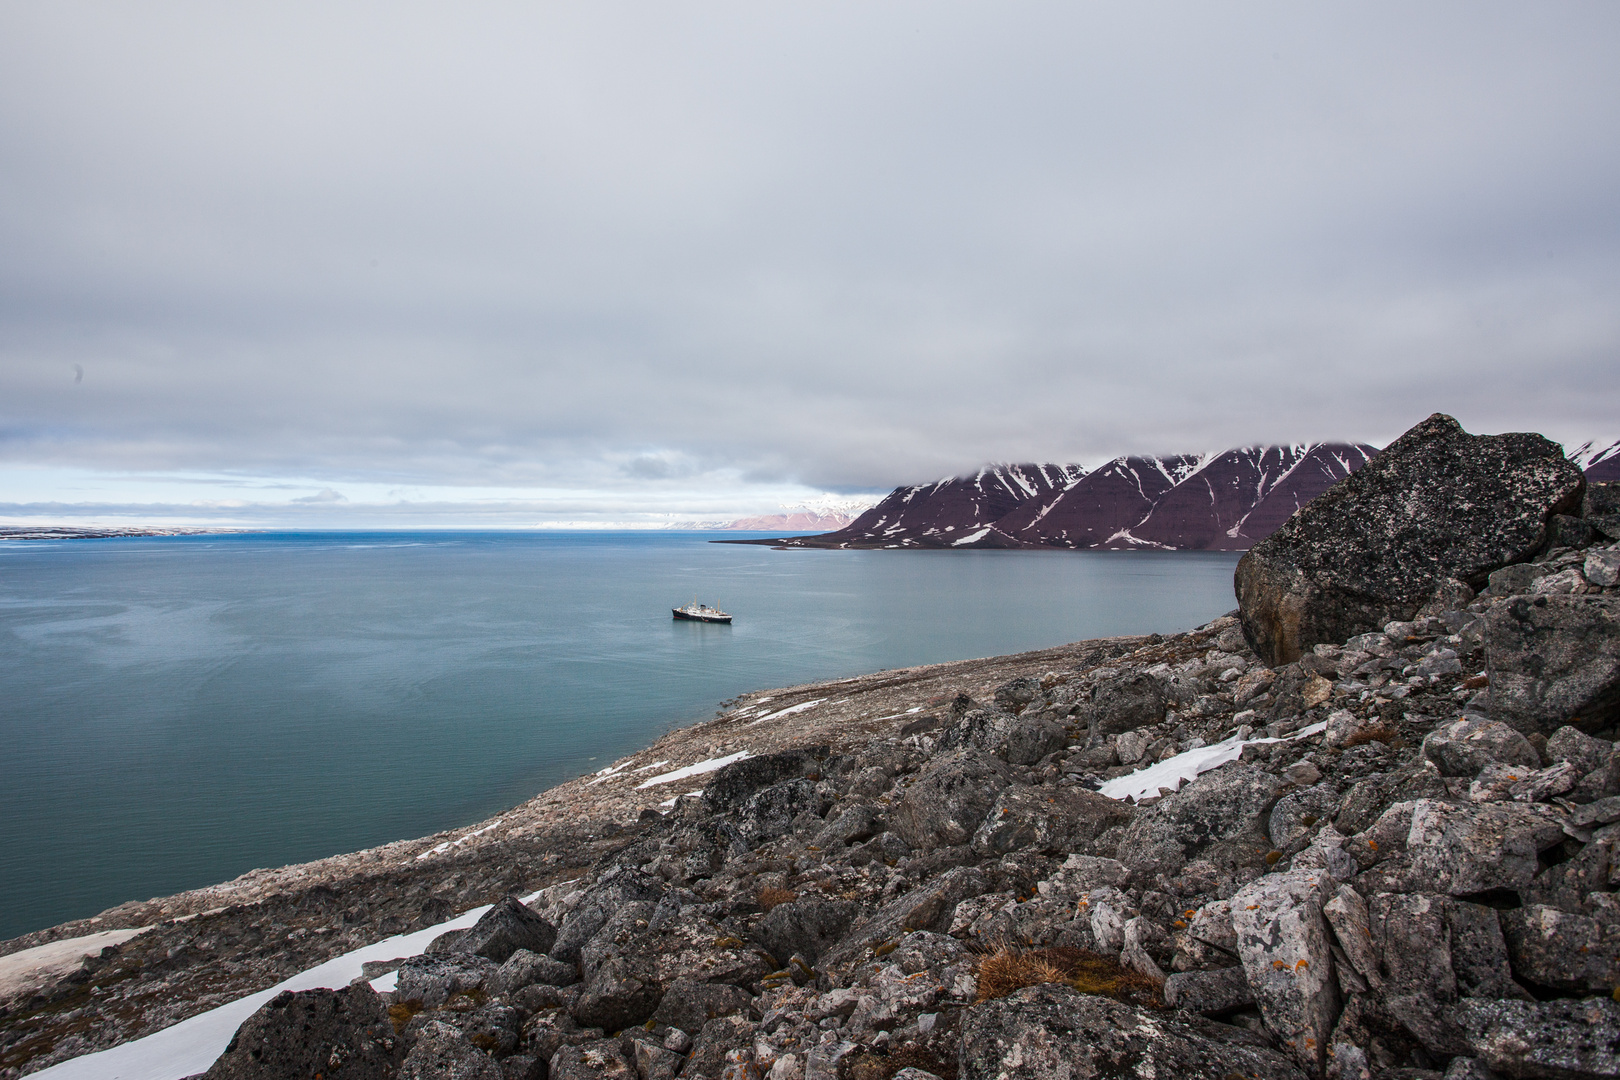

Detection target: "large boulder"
[1113, 763, 1285, 883]
[1400, 799, 1566, 896]
[701, 747, 829, 812]
[958, 983, 1308, 1080]
[1486, 594, 1620, 735]
[550, 870, 666, 964]
[1500, 905, 1620, 993]
[202, 985, 402, 1080]
[891, 750, 1011, 850]
[1236, 414, 1583, 666]
[396, 953, 500, 1007]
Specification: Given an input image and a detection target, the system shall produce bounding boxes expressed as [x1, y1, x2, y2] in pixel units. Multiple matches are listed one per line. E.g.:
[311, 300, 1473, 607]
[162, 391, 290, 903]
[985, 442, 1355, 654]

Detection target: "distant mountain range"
[670, 507, 869, 531]
[731, 436, 1619, 552]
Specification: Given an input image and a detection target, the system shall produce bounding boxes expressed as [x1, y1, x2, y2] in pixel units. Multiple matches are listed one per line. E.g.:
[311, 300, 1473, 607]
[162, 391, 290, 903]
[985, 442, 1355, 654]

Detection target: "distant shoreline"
[0, 527, 258, 541]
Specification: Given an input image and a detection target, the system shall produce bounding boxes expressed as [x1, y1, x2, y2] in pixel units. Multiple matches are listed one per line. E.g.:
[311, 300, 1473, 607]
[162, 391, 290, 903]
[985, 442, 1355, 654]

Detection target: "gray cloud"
[2, 3, 1617, 510]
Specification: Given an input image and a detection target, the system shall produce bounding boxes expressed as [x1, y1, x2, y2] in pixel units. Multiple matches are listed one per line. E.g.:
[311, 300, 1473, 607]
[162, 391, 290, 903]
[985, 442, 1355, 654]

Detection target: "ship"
[672, 601, 732, 624]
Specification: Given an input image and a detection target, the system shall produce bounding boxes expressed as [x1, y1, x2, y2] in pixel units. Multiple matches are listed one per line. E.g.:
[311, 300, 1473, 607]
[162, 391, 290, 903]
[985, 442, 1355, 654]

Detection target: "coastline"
[0, 629, 1162, 1071]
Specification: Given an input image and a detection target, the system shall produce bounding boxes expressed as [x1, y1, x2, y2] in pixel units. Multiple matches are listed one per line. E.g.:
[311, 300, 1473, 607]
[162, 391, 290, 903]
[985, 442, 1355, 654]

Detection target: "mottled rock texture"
[1237, 413, 1583, 665]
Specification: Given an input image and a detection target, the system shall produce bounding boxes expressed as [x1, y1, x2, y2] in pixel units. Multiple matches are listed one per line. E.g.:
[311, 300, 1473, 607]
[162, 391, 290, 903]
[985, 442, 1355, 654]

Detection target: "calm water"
[0, 531, 1241, 940]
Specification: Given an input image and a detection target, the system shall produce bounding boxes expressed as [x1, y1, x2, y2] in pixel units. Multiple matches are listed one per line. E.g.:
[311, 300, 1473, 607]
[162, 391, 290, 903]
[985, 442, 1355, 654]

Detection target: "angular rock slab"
[1455, 996, 1620, 1080]
[457, 895, 557, 964]
[891, 750, 1011, 850]
[1115, 763, 1284, 883]
[1230, 868, 1342, 1074]
[1501, 904, 1620, 993]
[1420, 717, 1541, 777]
[1403, 799, 1565, 896]
[958, 983, 1307, 1080]
[1236, 413, 1583, 666]
[969, 784, 1131, 858]
[399, 1019, 502, 1080]
[1487, 594, 1620, 735]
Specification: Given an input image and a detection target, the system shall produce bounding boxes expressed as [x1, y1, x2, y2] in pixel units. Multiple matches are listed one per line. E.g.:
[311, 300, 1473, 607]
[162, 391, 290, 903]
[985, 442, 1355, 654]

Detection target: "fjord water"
[0, 531, 1240, 940]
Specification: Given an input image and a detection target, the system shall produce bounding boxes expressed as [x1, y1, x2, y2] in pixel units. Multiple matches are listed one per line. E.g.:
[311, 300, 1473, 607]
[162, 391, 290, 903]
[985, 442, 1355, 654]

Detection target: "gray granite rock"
[1162, 964, 1254, 1015]
[958, 983, 1308, 1080]
[400, 1019, 502, 1080]
[1115, 763, 1284, 883]
[1501, 904, 1620, 993]
[1230, 867, 1342, 1073]
[455, 896, 558, 964]
[1420, 718, 1541, 777]
[891, 750, 1011, 850]
[1455, 997, 1620, 1080]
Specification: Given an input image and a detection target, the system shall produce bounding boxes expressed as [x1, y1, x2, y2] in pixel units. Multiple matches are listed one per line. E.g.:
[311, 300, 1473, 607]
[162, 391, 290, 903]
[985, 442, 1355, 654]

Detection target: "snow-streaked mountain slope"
[993, 455, 1204, 549]
[1125, 443, 1377, 551]
[815, 463, 1087, 548]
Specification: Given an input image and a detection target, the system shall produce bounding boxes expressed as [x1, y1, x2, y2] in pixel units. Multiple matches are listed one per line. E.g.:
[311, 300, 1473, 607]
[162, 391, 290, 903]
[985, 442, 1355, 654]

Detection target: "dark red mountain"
[730, 434, 1612, 553]
[1125, 444, 1378, 551]
[993, 455, 1203, 549]
[806, 464, 1086, 549]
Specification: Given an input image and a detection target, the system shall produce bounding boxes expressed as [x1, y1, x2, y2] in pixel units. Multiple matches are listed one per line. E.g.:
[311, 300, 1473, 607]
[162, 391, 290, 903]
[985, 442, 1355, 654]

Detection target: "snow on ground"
[585, 762, 628, 785]
[0, 928, 151, 1004]
[634, 750, 752, 789]
[951, 528, 991, 546]
[750, 699, 825, 725]
[33, 892, 542, 1080]
[415, 817, 505, 859]
[658, 788, 706, 809]
[1098, 721, 1328, 802]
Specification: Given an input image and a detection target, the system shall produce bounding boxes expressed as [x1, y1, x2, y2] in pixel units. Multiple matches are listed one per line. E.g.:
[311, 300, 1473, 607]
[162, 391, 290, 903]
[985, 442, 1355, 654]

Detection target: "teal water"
[0, 531, 1241, 940]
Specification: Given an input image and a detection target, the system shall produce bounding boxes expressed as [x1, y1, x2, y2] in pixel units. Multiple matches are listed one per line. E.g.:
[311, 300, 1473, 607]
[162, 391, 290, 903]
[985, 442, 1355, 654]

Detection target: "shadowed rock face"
[1236, 413, 1584, 666]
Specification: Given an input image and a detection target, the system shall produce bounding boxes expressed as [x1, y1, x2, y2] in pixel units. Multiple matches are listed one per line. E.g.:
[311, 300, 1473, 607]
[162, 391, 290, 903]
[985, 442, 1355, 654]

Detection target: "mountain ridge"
[730, 437, 1614, 551]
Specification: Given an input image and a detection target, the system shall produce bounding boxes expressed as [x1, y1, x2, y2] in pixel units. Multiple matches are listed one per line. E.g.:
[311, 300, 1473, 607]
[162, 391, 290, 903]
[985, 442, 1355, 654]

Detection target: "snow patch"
[635, 751, 753, 789]
[1097, 721, 1328, 802]
[751, 698, 825, 724]
[415, 818, 504, 859]
[952, 528, 991, 546]
[32, 891, 544, 1080]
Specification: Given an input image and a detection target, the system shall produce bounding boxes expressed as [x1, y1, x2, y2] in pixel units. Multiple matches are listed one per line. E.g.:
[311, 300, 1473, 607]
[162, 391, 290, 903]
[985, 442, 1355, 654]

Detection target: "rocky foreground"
[6, 414, 1620, 1080]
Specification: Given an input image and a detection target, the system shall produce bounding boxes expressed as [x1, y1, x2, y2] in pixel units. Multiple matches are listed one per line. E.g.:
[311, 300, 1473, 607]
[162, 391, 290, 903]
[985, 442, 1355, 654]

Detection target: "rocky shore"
[5, 413, 1620, 1080]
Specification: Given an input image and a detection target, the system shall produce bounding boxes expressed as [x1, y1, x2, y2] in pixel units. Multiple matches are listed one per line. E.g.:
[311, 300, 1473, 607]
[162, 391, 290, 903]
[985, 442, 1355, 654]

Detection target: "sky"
[2, 3, 1618, 528]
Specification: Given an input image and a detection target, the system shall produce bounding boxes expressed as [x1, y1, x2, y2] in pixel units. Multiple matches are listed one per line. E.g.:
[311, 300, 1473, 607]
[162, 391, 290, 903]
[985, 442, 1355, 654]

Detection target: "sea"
[0, 531, 1241, 942]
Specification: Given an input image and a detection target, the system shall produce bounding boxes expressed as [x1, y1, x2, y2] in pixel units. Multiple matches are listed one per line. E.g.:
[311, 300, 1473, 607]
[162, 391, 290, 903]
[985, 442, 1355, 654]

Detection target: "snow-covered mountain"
[735, 434, 1614, 552]
[750, 445, 1374, 551]
[994, 455, 1204, 549]
[1123, 443, 1378, 551]
[808, 464, 1088, 549]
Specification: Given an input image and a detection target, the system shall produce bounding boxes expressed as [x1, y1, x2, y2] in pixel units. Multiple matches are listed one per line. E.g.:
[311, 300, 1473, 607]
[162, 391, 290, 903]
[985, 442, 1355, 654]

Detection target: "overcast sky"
[2, 3, 1617, 526]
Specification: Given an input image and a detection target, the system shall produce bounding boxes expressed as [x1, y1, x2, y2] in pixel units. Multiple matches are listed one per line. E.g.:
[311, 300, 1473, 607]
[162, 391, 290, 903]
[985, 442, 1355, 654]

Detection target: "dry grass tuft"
[1341, 723, 1397, 749]
[758, 886, 799, 912]
[387, 999, 422, 1034]
[974, 946, 1162, 1008]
